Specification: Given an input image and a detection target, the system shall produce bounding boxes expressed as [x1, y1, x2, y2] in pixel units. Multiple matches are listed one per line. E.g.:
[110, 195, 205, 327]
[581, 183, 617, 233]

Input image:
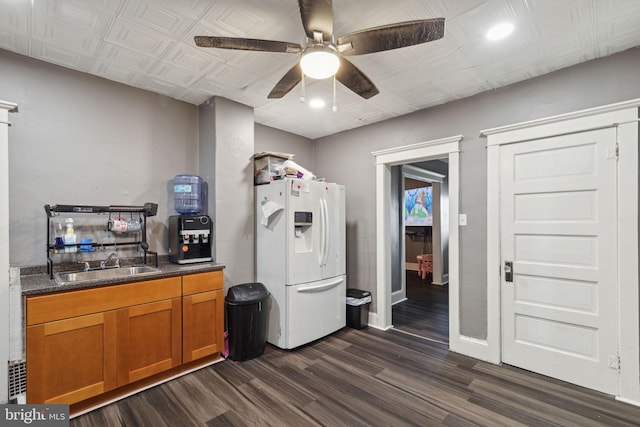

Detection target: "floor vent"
[8, 360, 26, 400]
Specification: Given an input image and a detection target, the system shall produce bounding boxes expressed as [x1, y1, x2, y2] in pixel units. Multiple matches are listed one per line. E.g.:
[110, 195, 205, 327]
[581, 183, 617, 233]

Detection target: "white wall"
[313, 47, 640, 339]
[0, 49, 198, 267]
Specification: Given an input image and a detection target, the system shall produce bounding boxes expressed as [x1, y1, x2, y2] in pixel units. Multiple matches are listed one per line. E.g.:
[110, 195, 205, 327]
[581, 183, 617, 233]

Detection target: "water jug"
[174, 174, 204, 214]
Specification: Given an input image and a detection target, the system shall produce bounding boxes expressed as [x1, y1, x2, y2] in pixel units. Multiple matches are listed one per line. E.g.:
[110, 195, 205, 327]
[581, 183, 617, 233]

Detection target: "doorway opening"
[393, 162, 449, 343]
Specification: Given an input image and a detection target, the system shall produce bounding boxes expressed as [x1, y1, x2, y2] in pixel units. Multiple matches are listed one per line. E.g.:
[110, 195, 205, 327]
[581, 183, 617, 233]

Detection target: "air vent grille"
[8, 360, 26, 400]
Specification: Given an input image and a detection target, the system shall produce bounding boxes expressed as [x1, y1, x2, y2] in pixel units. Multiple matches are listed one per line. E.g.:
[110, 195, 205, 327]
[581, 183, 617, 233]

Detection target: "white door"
[287, 180, 323, 285]
[500, 128, 619, 394]
[322, 183, 346, 279]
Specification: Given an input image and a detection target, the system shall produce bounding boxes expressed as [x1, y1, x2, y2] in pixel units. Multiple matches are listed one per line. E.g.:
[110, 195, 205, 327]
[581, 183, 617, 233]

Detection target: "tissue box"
[253, 152, 293, 185]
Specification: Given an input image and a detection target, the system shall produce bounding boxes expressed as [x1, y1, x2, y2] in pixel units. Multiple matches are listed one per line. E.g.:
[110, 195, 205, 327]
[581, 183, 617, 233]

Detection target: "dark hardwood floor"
[393, 270, 448, 343]
[71, 326, 640, 426]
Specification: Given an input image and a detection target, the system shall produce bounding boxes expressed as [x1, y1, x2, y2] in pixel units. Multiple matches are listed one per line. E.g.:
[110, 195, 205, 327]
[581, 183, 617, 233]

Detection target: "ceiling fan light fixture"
[300, 45, 340, 79]
[309, 98, 326, 108]
[486, 22, 514, 41]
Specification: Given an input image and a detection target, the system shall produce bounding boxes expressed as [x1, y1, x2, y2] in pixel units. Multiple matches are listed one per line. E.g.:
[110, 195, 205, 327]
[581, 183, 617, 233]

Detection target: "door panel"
[501, 128, 618, 395]
[323, 183, 346, 279]
[183, 289, 224, 362]
[287, 179, 323, 285]
[26, 311, 117, 404]
[116, 298, 182, 386]
[286, 276, 346, 349]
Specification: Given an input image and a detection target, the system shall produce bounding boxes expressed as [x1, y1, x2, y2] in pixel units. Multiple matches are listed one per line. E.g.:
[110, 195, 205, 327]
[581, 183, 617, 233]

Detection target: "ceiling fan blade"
[268, 63, 303, 99]
[194, 36, 301, 53]
[335, 57, 379, 99]
[298, 0, 334, 41]
[337, 18, 445, 56]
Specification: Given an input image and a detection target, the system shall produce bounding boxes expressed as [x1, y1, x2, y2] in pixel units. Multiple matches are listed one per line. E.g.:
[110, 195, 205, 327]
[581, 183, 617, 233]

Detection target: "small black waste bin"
[346, 288, 371, 329]
[225, 283, 270, 361]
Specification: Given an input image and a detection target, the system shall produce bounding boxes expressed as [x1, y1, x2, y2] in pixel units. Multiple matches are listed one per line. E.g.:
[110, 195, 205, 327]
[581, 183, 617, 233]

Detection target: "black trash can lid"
[226, 282, 270, 305]
[347, 288, 371, 298]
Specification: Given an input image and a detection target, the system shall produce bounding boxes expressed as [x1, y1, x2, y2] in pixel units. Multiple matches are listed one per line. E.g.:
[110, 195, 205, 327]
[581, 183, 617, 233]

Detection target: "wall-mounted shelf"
[45, 202, 158, 278]
[44, 202, 158, 217]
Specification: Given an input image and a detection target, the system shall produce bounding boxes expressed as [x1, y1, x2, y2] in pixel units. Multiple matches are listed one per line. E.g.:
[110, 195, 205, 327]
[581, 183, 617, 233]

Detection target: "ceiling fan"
[194, 0, 445, 100]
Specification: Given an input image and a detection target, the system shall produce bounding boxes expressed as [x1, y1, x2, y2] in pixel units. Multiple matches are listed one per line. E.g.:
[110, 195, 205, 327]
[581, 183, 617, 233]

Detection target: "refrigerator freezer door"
[285, 275, 346, 349]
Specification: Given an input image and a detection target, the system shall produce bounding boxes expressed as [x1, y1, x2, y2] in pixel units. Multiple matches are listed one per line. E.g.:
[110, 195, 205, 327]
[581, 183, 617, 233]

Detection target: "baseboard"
[405, 262, 419, 271]
[449, 335, 499, 364]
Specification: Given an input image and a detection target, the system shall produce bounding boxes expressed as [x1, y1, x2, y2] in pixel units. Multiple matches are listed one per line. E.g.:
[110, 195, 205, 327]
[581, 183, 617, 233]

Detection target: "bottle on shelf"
[53, 222, 64, 254]
[63, 218, 77, 253]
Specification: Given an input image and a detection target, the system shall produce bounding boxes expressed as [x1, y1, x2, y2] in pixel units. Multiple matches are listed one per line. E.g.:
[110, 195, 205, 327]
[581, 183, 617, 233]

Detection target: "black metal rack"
[45, 202, 158, 278]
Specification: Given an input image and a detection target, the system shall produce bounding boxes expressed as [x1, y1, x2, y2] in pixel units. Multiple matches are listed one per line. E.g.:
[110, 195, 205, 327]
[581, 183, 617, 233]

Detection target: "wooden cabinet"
[26, 270, 225, 407]
[26, 311, 117, 404]
[26, 276, 182, 405]
[116, 298, 182, 386]
[182, 272, 225, 363]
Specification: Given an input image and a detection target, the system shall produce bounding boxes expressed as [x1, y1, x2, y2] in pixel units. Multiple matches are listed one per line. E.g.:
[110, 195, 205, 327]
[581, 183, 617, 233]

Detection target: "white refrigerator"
[256, 178, 346, 349]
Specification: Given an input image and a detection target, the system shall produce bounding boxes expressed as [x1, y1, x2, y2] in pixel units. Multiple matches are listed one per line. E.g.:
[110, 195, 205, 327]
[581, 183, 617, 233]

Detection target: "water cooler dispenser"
[169, 174, 211, 264]
[168, 214, 212, 264]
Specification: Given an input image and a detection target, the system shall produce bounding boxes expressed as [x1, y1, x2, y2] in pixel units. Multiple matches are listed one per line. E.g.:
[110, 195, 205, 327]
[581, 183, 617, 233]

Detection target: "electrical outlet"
[459, 214, 467, 226]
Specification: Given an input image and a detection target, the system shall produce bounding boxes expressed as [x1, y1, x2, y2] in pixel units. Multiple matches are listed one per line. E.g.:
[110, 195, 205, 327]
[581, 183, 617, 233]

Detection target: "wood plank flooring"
[71, 327, 640, 426]
[393, 270, 448, 343]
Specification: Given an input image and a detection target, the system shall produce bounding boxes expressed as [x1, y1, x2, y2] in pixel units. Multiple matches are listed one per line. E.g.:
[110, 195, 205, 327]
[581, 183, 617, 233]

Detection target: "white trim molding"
[0, 100, 17, 404]
[372, 135, 462, 351]
[483, 98, 640, 403]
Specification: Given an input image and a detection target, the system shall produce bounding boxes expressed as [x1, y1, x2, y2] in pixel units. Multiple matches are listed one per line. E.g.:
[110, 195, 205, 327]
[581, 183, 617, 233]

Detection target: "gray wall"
[0, 49, 198, 268]
[200, 97, 255, 288]
[313, 47, 640, 339]
[254, 124, 314, 173]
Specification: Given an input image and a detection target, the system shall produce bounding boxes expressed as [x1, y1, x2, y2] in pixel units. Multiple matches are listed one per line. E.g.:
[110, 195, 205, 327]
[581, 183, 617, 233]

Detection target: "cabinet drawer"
[27, 277, 182, 326]
[182, 271, 223, 295]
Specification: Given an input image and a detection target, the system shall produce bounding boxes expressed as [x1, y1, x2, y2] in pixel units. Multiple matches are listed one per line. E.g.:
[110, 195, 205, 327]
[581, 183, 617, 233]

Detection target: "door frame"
[372, 135, 461, 348]
[482, 99, 640, 403]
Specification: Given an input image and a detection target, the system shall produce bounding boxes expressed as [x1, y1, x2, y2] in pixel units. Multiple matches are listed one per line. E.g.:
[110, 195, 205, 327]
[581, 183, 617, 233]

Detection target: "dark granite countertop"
[20, 261, 226, 296]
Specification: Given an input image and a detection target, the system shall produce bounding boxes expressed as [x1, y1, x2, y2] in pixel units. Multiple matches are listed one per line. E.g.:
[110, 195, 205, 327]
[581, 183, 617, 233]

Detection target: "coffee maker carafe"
[168, 215, 212, 264]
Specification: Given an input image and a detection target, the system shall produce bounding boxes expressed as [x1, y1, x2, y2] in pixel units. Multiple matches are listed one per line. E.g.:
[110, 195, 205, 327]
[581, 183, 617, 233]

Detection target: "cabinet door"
[116, 298, 182, 386]
[27, 311, 117, 404]
[182, 289, 224, 363]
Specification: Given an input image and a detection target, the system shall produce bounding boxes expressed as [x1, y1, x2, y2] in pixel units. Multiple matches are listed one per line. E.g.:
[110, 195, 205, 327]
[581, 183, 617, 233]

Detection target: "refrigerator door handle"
[319, 199, 326, 266]
[296, 278, 344, 293]
[322, 198, 329, 266]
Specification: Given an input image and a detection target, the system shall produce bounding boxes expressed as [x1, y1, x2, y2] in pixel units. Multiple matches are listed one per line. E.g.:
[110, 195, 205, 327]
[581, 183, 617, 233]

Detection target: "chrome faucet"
[100, 252, 120, 269]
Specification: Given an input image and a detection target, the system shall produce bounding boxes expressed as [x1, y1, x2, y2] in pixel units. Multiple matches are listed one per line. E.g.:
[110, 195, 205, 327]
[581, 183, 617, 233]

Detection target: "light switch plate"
[459, 214, 467, 226]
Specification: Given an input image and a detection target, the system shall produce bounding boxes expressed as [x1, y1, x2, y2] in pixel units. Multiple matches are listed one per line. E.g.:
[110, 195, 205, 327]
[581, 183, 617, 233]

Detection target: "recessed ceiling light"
[309, 98, 326, 109]
[486, 22, 514, 41]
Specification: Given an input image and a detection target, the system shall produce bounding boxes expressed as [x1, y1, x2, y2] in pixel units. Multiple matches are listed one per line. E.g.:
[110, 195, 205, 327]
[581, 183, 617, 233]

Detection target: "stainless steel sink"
[54, 265, 161, 284]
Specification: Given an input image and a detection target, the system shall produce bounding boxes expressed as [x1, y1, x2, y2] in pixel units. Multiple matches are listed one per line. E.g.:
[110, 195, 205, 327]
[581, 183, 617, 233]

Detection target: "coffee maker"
[168, 215, 212, 264]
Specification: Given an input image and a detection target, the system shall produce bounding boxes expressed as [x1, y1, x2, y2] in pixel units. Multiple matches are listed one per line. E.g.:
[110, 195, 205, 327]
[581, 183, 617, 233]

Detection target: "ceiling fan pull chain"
[332, 75, 337, 112]
[300, 73, 306, 103]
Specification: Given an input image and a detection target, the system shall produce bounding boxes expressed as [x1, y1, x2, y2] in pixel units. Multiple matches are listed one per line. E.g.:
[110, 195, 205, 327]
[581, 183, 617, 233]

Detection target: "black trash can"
[225, 282, 270, 361]
[346, 288, 372, 329]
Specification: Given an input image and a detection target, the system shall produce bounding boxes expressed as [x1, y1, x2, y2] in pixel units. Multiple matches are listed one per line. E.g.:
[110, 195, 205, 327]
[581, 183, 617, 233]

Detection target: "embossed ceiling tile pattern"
[97, 42, 156, 73]
[32, 14, 102, 57]
[106, 17, 175, 58]
[31, 0, 117, 35]
[120, 1, 196, 38]
[92, 59, 139, 85]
